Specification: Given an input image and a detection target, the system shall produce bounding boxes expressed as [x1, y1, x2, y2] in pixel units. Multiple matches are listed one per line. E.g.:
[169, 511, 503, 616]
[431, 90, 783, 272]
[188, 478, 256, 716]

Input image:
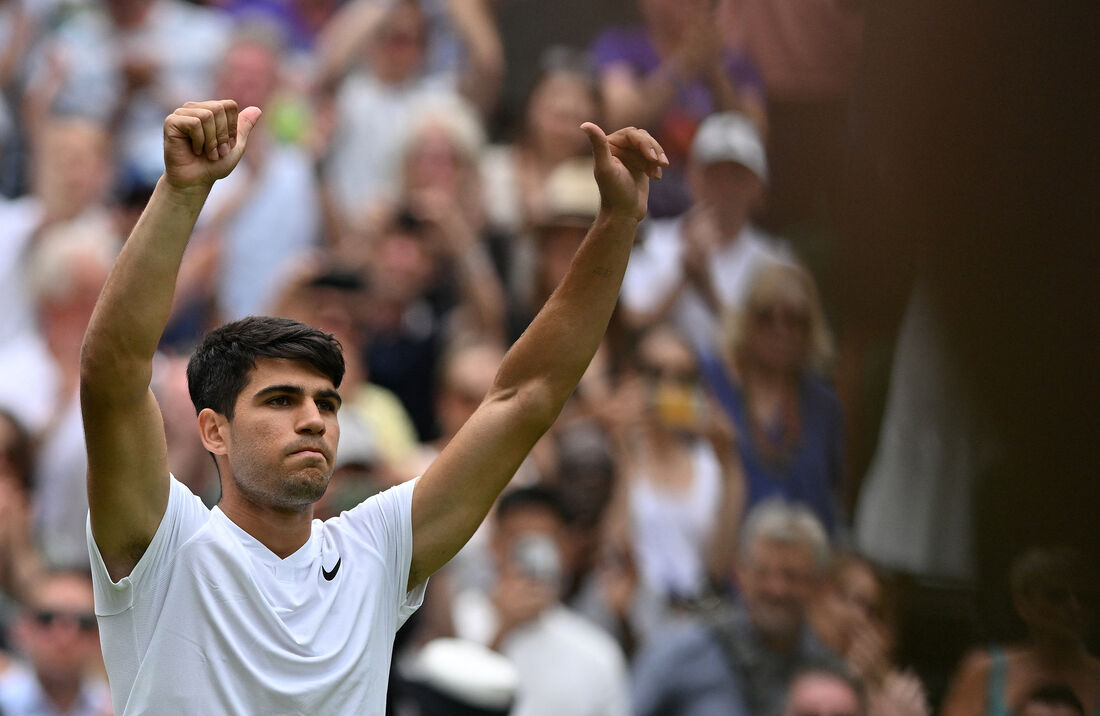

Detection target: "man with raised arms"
[79, 99, 666, 714]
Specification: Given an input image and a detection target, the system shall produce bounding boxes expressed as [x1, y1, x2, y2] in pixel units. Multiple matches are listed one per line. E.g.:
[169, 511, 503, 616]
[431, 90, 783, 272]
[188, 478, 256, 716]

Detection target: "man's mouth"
[290, 447, 327, 460]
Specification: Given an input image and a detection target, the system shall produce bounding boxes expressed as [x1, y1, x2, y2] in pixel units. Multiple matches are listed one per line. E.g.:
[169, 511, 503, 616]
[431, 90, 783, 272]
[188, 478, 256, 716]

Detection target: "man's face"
[692, 161, 763, 224]
[784, 673, 862, 716]
[738, 538, 819, 643]
[16, 574, 100, 679]
[218, 358, 341, 510]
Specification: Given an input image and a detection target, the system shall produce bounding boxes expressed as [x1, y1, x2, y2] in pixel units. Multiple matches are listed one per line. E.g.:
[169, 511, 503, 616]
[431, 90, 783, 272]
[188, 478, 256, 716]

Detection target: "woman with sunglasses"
[701, 259, 843, 548]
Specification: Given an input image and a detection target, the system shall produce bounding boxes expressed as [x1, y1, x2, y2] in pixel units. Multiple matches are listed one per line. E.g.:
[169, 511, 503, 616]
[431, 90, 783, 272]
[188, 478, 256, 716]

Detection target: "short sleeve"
[87, 476, 210, 616]
[330, 477, 426, 625]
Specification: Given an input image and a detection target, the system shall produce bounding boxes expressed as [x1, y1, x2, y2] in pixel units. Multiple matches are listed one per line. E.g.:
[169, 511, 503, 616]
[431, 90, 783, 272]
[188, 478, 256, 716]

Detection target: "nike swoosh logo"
[322, 557, 341, 581]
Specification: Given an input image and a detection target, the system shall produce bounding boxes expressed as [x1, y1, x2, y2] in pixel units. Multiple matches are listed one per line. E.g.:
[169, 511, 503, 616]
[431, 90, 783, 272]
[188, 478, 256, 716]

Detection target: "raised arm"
[407, 125, 667, 588]
[81, 100, 260, 580]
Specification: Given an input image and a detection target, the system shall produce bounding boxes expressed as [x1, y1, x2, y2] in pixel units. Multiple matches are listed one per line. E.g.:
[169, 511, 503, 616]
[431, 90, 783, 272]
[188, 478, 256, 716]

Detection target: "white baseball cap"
[690, 112, 768, 182]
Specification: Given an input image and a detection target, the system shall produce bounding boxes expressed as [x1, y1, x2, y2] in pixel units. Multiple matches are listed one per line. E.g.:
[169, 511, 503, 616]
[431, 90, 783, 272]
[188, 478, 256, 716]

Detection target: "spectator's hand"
[163, 100, 261, 191]
[847, 622, 891, 683]
[869, 670, 931, 716]
[581, 123, 667, 223]
[681, 206, 720, 285]
[491, 568, 556, 636]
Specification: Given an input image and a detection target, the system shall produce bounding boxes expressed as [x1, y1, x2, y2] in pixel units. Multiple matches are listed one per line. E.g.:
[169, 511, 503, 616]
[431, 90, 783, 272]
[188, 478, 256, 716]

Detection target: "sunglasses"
[751, 304, 810, 330]
[33, 610, 98, 632]
[638, 363, 700, 386]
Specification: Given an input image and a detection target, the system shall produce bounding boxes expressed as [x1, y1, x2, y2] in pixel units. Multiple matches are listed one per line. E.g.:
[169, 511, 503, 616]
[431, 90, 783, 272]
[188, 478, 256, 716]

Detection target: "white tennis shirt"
[87, 476, 426, 715]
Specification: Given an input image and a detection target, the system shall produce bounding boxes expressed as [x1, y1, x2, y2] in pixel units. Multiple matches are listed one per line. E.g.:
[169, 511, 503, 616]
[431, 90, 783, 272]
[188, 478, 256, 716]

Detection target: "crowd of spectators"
[0, 0, 1096, 714]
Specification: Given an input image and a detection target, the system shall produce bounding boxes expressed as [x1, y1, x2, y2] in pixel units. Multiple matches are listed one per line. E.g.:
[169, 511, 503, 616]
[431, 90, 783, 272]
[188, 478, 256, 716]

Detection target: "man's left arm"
[407, 124, 667, 589]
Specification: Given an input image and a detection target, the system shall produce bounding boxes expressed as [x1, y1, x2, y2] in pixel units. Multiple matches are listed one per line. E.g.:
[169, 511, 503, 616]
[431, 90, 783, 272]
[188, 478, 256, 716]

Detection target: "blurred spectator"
[700, 260, 844, 537]
[480, 46, 600, 299]
[0, 409, 42, 613]
[271, 261, 419, 480]
[360, 203, 504, 442]
[391, 102, 506, 343]
[506, 156, 602, 341]
[589, 0, 765, 217]
[631, 499, 839, 716]
[781, 665, 865, 716]
[602, 324, 741, 604]
[0, 118, 113, 351]
[318, 0, 501, 222]
[941, 547, 1100, 716]
[176, 22, 322, 331]
[620, 111, 788, 353]
[452, 486, 630, 716]
[808, 553, 931, 716]
[0, 225, 118, 570]
[23, 0, 231, 185]
[0, 570, 111, 716]
[716, 0, 863, 235]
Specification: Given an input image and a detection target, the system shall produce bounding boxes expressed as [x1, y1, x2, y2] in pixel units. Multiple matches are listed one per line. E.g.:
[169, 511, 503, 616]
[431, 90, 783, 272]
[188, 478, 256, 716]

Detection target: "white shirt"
[453, 592, 630, 716]
[628, 439, 722, 599]
[88, 476, 426, 715]
[621, 218, 789, 351]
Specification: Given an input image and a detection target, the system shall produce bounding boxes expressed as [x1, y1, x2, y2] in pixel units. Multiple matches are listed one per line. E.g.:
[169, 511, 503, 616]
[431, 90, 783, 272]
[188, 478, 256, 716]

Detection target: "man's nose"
[296, 404, 326, 434]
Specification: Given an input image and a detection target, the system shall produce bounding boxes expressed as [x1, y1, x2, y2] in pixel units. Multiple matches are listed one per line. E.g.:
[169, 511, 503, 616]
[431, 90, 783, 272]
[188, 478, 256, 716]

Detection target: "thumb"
[230, 106, 262, 157]
[581, 121, 613, 169]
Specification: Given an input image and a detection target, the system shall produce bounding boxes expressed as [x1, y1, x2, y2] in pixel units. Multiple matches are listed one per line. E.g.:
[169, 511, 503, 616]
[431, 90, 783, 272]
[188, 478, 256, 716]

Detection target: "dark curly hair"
[186, 316, 345, 420]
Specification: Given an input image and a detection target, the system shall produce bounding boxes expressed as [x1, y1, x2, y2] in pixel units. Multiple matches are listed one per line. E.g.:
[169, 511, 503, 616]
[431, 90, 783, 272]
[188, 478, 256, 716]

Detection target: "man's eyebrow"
[317, 388, 343, 407]
[254, 384, 305, 401]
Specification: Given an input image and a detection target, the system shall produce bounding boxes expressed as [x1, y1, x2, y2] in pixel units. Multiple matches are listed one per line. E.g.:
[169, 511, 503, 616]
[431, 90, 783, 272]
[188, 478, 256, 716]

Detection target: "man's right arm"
[81, 100, 260, 581]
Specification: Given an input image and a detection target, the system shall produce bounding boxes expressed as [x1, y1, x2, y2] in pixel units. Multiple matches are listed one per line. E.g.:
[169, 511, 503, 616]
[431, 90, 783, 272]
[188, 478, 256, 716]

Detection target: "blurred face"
[404, 125, 465, 197]
[637, 330, 704, 431]
[527, 72, 597, 160]
[216, 41, 280, 110]
[745, 282, 812, 373]
[692, 161, 764, 226]
[369, 230, 436, 304]
[818, 560, 889, 652]
[213, 358, 341, 509]
[16, 574, 100, 679]
[783, 673, 862, 716]
[40, 253, 111, 355]
[738, 538, 818, 644]
[369, 2, 428, 84]
[537, 225, 587, 292]
[35, 122, 111, 217]
[437, 345, 502, 438]
[491, 505, 568, 585]
[1016, 581, 1091, 645]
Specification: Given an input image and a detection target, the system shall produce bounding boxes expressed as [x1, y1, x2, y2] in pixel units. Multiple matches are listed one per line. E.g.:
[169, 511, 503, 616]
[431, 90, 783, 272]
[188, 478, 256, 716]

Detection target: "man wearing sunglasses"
[0, 570, 111, 716]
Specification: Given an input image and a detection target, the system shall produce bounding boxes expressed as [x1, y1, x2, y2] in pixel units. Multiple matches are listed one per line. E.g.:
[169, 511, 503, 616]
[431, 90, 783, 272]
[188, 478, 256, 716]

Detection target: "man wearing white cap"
[621, 111, 789, 352]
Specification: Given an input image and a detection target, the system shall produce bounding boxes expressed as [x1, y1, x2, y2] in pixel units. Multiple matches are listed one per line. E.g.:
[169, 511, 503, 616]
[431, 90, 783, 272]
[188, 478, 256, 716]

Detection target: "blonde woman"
[700, 259, 843, 536]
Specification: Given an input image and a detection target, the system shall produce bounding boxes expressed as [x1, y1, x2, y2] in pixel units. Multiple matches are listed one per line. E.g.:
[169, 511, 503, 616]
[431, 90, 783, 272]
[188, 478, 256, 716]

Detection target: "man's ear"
[197, 408, 229, 455]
